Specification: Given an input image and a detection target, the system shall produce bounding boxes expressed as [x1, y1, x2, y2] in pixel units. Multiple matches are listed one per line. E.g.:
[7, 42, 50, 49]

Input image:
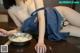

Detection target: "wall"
[44, 0, 80, 12]
[44, 0, 74, 8]
[0, 14, 8, 22]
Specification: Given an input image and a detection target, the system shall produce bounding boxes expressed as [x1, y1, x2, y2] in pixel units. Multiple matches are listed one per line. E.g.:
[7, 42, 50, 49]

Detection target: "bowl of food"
[8, 32, 32, 46]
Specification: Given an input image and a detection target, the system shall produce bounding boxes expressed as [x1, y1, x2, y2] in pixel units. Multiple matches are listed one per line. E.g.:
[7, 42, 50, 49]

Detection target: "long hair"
[3, 0, 16, 9]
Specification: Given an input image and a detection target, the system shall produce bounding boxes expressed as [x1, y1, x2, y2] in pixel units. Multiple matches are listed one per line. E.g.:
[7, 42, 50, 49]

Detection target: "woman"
[1, 0, 46, 53]
[0, 0, 80, 53]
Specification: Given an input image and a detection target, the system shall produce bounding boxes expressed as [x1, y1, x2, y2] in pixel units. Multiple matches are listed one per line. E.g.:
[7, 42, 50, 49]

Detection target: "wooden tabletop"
[0, 36, 80, 53]
[0, 22, 80, 53]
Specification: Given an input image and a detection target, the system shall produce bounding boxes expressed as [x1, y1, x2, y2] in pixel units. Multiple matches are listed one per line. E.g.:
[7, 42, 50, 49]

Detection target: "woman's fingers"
[0, 28, 8, 36]
[42, 47, 45, 53]
[38, 47, 46, 53]
[44, 46, 47, 53]
[37, 46, 40, 53]
[35, 45, 39, 53]
[40, 47, 42, 53]
[0, 32, 4, 36]
[35, 43, 47, 53]
[0, 29, 7, 34]
[43, 46, 47, 53]
[0, 32, 7, 37]
[35, 45, 37, 51]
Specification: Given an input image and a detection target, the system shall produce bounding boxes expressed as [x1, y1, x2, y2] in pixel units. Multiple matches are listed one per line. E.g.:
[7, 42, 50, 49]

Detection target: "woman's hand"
[0, 28, 8, 37]
[0, 28, 17, 37]
[35, 42, 47, 53]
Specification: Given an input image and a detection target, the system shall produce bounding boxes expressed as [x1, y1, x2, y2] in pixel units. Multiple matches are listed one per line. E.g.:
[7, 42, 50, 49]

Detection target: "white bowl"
[8, 32, 32, 42]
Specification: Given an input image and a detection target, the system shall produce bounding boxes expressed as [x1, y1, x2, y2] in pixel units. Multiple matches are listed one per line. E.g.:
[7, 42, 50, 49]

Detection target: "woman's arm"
[34, 0, 45, 44]
[34, 0, 47, 53]
[26, 0, 46, 53]
[0, 28, 18, 36]
[26, 0, 45, 42]
[7, 29, 18, 35]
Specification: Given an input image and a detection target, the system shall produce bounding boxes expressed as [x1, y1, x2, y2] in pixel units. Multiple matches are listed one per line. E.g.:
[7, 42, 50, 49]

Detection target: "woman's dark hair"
[3, 0, 16, 9]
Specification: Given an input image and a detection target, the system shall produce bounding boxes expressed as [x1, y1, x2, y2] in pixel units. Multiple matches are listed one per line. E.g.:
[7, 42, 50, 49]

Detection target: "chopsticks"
[4, 40, 11, 45]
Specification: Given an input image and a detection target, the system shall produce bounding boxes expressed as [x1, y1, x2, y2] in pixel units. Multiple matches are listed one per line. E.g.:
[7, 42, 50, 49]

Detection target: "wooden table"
[0, 22, 80, 53]
[0, 36, 80, 53]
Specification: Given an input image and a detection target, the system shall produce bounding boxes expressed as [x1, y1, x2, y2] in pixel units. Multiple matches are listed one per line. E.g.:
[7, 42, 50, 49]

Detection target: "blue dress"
[20, 7, 69, 41]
